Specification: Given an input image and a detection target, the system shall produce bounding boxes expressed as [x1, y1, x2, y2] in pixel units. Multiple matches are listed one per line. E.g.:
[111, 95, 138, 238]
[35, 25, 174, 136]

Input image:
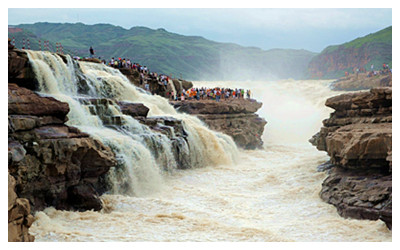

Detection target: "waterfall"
[25, 50, 238, 196]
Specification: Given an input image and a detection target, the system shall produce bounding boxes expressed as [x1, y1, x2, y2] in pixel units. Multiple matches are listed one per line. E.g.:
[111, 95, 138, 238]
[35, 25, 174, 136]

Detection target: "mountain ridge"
[307, 26, 392, 79]
[9, 22, 316, 81]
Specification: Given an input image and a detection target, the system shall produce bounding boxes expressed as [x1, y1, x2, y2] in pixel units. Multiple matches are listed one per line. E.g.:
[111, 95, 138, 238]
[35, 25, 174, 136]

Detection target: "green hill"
[9, 22, 316, 81]
[8, 26, 74, 55]
[307, 26, 392, 79]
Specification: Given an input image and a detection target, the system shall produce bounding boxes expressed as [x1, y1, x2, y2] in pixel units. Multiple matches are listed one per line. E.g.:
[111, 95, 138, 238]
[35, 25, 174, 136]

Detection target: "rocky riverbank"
[8, 83, 117, 212]
[330, 72, 392, 91]
[8, 83, 117, 241]
[310, 87, 392, 229]
[170, 99, 267, 149]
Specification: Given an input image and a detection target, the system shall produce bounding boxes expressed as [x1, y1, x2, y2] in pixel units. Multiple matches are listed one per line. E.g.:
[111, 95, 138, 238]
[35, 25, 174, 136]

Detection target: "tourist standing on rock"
[216, 89, 221, 102]
[225, 89, 230, 99]
[89, 46, 94, 58]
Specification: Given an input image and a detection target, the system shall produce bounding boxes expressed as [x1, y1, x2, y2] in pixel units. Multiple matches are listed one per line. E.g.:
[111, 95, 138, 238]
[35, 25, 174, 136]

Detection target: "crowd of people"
[366, 63, 392, 77]
[344, 63, 392, 78]
[85, 47, 253, 103]
[174, 87, 252, 102]
[107, 57, 149, 72]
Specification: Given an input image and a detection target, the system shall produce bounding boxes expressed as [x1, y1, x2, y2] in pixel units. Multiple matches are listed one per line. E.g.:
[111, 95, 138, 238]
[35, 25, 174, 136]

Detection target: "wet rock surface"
[8, 42, 39, 90]
[119, 68, 193, 98]
[78, 97, 191, 169]
[171, 99, 267, 149]
[8, 84, 116, 214]
[311, 87, 392, 229]
[117, 101, 150, 118]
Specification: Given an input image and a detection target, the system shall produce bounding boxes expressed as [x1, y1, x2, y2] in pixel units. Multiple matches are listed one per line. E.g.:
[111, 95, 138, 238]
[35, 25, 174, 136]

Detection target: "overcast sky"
[8, 8, 392, 52]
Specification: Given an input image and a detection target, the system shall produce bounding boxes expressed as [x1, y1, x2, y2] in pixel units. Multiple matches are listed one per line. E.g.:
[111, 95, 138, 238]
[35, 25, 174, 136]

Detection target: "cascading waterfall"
[28, 73, 392, 242]
[25, 50, 238, 196]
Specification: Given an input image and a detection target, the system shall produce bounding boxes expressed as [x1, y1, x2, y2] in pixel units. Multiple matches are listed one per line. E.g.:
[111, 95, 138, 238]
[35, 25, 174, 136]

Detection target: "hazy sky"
[8, 8, 392, 52]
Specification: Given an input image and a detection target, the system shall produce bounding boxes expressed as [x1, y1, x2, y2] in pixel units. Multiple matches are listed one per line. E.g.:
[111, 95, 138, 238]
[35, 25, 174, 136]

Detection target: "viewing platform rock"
[171, 98, 267, 149]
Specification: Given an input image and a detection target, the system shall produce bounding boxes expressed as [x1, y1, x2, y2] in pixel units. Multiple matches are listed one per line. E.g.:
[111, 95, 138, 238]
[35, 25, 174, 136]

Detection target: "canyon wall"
[310, 87, 392, 229]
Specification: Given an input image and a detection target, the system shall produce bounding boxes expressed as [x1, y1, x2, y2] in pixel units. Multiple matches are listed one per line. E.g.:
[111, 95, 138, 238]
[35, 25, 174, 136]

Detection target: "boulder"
[117, 101, 150, 118]
[180, 79, 193, 90]
[118, 68, 140, 86]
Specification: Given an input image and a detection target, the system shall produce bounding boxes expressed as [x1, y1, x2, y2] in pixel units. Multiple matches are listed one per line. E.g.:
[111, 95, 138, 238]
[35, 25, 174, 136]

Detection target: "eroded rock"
[8, 84, 116, 212]
[171, 99, 267, 149]
[8, 173, 35, 242]
[311, 87, 392, 229]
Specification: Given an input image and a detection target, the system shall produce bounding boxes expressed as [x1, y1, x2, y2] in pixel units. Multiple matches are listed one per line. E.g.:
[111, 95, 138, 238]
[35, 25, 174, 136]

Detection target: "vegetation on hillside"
[9, 22, 316, 80]
[308, 26, 392, 79]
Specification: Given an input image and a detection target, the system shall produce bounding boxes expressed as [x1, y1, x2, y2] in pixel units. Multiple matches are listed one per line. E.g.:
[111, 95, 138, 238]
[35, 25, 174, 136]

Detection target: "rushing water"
[25, 51, 391, 241]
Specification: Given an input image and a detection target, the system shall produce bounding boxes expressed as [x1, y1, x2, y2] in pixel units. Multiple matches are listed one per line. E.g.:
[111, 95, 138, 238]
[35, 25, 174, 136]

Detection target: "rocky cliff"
[8, 45, 193, 213]
[171, 99, 267, 149]
[8, 43, 118, 240]
[8, 83, 116, 212]
[307, 26, 392, 79]
[310, 87, 392, 229]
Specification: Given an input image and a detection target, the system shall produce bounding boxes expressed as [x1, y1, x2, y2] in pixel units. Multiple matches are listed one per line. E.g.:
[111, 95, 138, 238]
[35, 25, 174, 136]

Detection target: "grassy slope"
[324, 26, 392, 52]
[309, 26, 392, 79]
[12, 22, 316, 80]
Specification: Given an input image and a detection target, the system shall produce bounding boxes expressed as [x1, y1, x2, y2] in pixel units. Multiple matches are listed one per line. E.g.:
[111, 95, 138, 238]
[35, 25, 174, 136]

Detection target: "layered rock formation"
[8, 83, 116, 214]
[310, 87, 392, 229]
[78, 98, 191, 170]
[171, 99, 267, 149]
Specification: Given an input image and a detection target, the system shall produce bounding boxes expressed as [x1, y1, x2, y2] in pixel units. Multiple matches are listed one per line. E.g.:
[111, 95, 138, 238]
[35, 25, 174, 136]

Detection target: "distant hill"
[9, 22, 316, 81]
[307, 26, 392, 79]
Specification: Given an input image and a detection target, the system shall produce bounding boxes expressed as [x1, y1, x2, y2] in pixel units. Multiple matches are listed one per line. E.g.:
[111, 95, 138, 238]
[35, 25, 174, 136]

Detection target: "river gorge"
[8, 48, 391, 242]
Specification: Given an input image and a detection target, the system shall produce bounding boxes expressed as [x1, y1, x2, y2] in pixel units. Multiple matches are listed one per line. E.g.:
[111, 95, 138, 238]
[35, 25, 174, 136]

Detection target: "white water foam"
[25, 53, 391, 241]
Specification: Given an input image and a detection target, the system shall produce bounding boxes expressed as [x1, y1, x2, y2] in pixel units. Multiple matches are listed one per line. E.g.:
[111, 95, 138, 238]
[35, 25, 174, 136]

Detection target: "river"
[28, 74, 391, 242]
